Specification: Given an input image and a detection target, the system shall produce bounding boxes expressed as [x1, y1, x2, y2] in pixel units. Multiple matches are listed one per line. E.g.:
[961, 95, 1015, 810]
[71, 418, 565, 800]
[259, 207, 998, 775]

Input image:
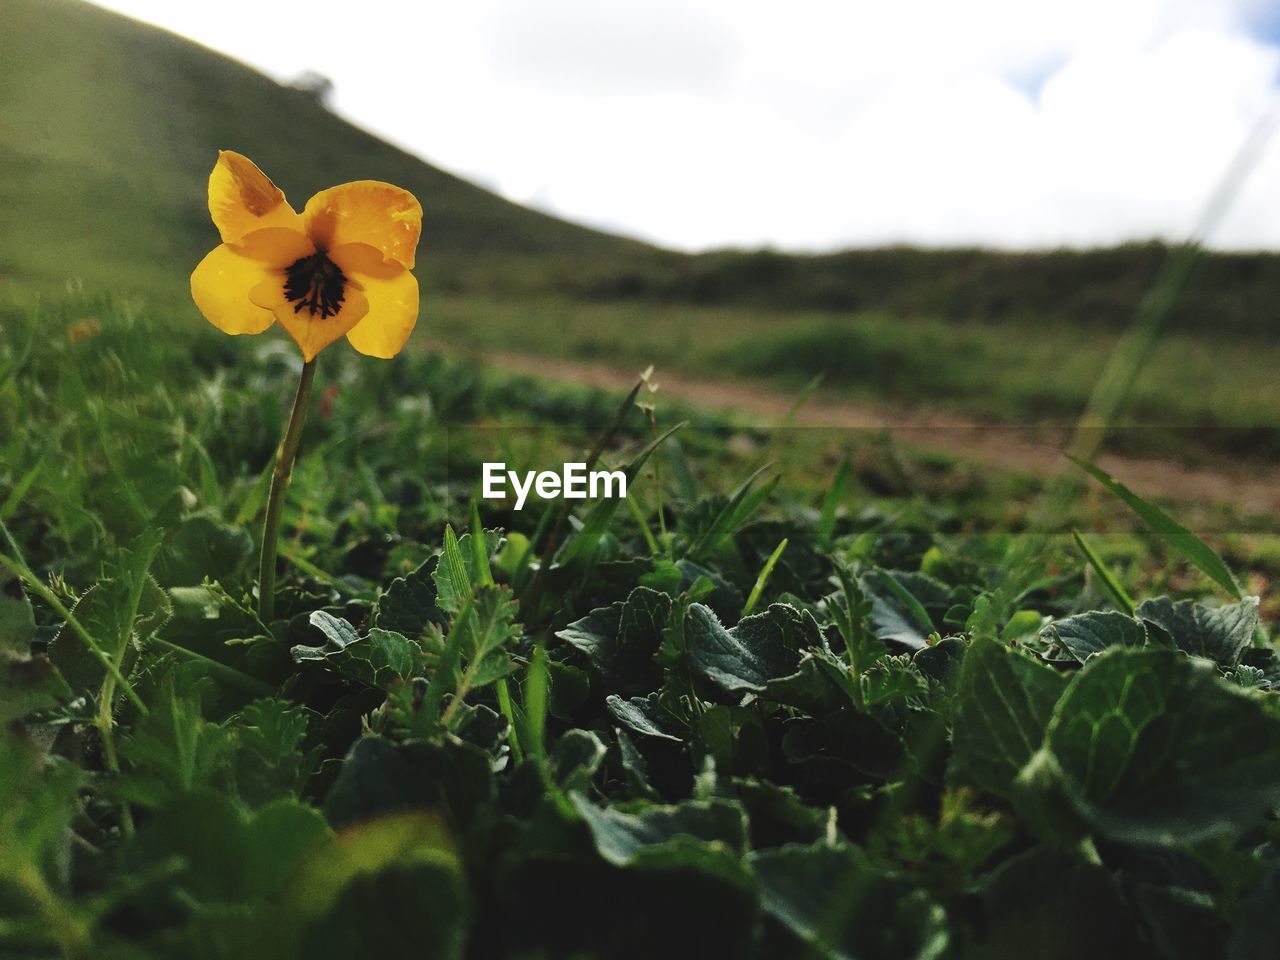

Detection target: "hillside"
[2, 0, 1277, 466]
[0, 0, 653, 304]
[4, 0, 1280, 338]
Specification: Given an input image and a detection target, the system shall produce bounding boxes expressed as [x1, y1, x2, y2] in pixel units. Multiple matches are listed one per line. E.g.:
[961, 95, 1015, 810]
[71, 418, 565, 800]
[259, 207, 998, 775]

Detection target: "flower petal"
[248, 271, 370, 362]
[302, 181, 422, 269]
[331, 244, 420, 358]
[345, 279, 420, 359]
[208, 151, 304, 245]
[236, 228, 317, 267]
[190, 243, 277, 336]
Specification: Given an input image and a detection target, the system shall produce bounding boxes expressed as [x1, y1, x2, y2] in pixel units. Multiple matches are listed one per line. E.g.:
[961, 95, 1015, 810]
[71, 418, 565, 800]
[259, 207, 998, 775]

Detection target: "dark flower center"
[284, 252, 346, 319]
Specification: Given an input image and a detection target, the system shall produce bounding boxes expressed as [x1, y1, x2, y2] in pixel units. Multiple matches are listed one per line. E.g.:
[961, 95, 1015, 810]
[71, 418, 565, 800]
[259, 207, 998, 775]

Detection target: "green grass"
[2, 0, 1278, 471]
[4, 293, 1280, 958]
[428, 294, 1280, 461]
[7, 6, 1280, 955]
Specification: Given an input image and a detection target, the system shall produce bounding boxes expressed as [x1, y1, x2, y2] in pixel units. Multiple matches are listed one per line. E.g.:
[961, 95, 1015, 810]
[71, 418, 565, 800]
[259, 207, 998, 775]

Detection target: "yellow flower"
[190, 151, 422, 361]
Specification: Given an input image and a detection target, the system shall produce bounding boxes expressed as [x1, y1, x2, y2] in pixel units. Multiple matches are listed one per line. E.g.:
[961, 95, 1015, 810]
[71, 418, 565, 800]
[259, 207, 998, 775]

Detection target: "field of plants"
[6, 2, 1280, 957]
[2, 291, 1280, 959]
[5, 0, 1280, 466]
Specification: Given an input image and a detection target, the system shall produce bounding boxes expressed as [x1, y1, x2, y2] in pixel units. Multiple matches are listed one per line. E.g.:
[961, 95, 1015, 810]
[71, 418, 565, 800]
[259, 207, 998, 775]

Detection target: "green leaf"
[1136, 596, 1259, 668]
[571, 793, 748, 866]
[373, 557, 446, 639]
[1069, 456, 1243, 599]
[511, 643, 543, 764]
[291, 612, 422, 690]
[862, 570, 949, 650]
[968, 848, 1158, 960]
[0, 735, 82, 881]
[818, 454, 852, 550]
[638, 559, 683, 595]
[152, 516, 254, 588]
[556, 586, 670, 694]
[323, 736, 494, 832]
[49, 574, 170, 694]
[0, 576, 69, 724]
[862, 655, 928, 706]
[419, 584, 521, 731]
[912, 636, 966, 691]
[675, 558, 745, 620]
[277, 814, 462, 958]
[1043, 610, 1148, 664]
[752, 843, 949, 960]
[764, 647, 861, 715]
[433, 527, 504, 612]
[1229, 862, 1280, 960]
[685, 602, 815, 693]
[0, 577, 36, 647]
[951, 637, 1066, 799]
[1132, 883, 1224, 960]
[742, 537, 789, 617]
[606, 693, 686, 742]
[686, 464, 778, 561]
[127, 791, 331, 906]
[733, 778, 834, 848]
[614, 727, 659, 800]
[228, 698, 315, 806]
[297, 858, 466, 960]
[117, 669, 233, 808]
[1028, 648, 1280, 844]
[548, 728, 607, 793]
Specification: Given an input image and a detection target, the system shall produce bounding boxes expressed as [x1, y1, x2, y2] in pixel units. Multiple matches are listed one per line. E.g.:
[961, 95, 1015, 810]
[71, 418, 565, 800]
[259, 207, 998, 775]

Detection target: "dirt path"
[450, 346, 1279, 516]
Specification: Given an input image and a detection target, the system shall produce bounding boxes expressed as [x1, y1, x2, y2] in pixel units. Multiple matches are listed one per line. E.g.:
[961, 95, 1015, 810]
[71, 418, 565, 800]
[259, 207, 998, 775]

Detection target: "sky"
[94, 0, 1280, 252]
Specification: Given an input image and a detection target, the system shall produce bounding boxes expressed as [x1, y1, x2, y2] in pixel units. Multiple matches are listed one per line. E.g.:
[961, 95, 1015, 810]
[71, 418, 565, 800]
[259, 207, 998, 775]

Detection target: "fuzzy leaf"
[685, 602, 815, 693]
[752, 843, 949, 960]
[1043, 610, 1149, 664]
[951, 637, 1066, 799]
[571, 794, 748, 866]
[557, 586, 670, 693]
[862, 571, 951, 650]
[1028, 648, 1280, 844]
[374, 556, 447, 638]
[1136, 596, 1259, 668]
[292, 612, 422, 690]
[606, 694, 686, 742]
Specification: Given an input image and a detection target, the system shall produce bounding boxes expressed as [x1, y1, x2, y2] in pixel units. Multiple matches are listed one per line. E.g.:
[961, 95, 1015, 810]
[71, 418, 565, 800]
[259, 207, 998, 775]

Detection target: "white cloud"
[90, 0, 1280, 251]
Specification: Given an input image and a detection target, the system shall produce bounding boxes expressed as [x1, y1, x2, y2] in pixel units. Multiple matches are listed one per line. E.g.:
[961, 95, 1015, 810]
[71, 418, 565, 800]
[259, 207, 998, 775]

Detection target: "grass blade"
[441, 525, 474, 603]
[687, 463, 776, 561]
[556, 421, 687, 572]
[469, 501, 495, 587]
[870, 566, 935, 639]
[1072, 531, 1136, 616]
[1068, 455, 1242, 600]
[743, 538, 788, 616]
[522, 641, 550, 762]
[818, 455, 851, 550]
[1, 462, 42, 521]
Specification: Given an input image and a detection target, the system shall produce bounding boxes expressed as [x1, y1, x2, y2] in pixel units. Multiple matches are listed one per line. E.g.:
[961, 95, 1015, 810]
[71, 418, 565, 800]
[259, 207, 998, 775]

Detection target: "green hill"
[0, 0, 653, 303]
[2, 0, 1278, 463]
[3, 0, 1280, 341]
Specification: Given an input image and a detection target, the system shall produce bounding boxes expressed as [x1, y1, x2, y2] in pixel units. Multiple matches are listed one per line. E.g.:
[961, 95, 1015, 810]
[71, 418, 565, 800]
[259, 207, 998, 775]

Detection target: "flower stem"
[258, 359, 317, 623]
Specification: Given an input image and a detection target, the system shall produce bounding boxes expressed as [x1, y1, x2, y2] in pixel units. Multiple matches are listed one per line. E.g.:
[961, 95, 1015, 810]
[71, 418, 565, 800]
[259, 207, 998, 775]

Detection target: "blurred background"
[2, 0, 1278, 483]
